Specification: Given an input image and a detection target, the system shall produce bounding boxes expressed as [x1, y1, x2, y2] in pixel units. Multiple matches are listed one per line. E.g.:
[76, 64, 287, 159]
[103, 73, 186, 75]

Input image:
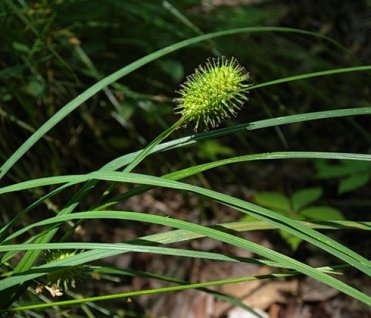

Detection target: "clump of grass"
[0, 2, 371, 316]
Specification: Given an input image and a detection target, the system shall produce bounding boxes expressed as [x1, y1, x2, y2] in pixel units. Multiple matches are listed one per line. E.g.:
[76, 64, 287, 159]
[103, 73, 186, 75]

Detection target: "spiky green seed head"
[44, 250, 86, 293]
[174, 57, 250, 131]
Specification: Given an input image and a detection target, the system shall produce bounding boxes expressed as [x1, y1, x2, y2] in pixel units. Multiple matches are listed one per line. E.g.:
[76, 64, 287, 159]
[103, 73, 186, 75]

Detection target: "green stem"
[0, 271, 306, 312]
[59, 117, 186, 242]
[123, 117, 186, 173]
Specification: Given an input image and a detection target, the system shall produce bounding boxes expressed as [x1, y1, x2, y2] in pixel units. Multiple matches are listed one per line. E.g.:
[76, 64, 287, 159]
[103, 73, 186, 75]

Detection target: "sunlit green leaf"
[253, 192, 291, 213]
[338, 174, 370, 194]
[279, 229, 302, 251]
[299, 206, 345, 221]
[292, 187, 322, 212]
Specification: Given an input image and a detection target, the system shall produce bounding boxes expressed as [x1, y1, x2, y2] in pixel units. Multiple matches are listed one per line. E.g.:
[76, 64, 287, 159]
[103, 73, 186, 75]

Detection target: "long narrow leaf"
[0, 211, 369, 305]
[2, 271, 306, 312]
[0, 242, 259, 264]
[4, 216, 369, 246]
[103, 151, 371, 207]
[1, 171, 370, 276]
[104, 107, 371, 171]
[0, 25, 366, 180]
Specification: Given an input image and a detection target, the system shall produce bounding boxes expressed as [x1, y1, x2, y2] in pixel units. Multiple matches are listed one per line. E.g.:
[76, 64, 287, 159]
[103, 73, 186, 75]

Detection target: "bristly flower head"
[174, 57, 250, 131]
[43, 250, 86, 296]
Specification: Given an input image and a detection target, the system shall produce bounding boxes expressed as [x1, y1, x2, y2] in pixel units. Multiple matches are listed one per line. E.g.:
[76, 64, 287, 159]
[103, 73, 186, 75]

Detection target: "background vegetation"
[0, 0, 370, 317]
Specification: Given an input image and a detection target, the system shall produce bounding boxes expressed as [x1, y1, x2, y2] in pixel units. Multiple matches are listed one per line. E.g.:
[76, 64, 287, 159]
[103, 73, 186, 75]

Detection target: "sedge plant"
[0, 26, 371, 317]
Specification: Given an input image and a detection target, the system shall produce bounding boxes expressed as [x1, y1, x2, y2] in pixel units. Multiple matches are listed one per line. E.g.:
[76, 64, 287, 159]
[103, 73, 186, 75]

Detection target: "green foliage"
[243, 187, 345, 250]
[159, 59, 185, 82]
[1, 1, 371, 316]
[196, 140, 234, 160]
[315, 160, 371, 194]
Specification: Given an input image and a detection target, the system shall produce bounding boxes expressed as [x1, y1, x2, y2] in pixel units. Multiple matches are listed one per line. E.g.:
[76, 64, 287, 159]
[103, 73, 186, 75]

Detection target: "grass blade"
[104, 107, 371, 171]
[1, 271, 309, 312]
[0, 211, 369, 305]
[0, 26, 366, 180]
[1, 172, 370, 274]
